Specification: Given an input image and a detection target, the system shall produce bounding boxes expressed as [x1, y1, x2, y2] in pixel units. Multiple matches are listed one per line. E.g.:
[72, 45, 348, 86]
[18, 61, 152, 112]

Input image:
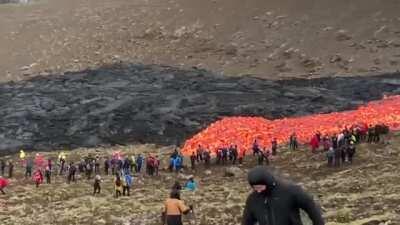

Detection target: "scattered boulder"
[301, 57, 322, 71]
[224, 45, 238, 56]
[336, 30, 352, 41]
[275, 61, 292, 72]
[329, 54, 342, 63]
[224, 166, 244, 177]
[177, 173, 192, 180]
[389, 59, 398, 66]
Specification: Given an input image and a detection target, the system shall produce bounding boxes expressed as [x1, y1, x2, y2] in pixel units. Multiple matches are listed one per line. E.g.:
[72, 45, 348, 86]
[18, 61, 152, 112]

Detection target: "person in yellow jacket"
[19, 150, 26, 160]
[162, 189, 193, 225]
[19, 150, 26, 166]
[58, 152, 67, 175]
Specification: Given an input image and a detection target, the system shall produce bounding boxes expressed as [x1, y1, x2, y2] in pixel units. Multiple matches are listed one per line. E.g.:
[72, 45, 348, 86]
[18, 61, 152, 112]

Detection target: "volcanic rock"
[0, 64, 400, 154]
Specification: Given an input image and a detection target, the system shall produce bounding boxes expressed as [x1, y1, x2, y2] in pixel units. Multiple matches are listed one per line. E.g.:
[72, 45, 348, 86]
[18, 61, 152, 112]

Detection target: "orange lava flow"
[181, 95, 400, 155]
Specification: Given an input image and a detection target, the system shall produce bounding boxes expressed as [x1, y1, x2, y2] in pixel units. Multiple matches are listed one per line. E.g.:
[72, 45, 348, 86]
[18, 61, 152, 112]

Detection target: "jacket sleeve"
[242, 196, 256, 225]
[293, 185, 325, 225]
[178, 200, 191, 214]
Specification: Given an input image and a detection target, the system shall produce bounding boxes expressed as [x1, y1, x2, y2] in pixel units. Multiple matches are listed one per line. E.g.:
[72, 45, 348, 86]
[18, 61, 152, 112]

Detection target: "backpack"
[115, 178, 122, 186]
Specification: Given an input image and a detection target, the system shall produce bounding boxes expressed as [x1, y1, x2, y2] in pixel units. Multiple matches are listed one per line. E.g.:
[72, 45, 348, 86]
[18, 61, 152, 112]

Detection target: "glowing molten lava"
[182, 95, 400, 155]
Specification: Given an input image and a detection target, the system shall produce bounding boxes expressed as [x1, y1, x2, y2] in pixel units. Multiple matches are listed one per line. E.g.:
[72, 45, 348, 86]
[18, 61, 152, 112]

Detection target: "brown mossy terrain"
[1, 133, 399, 225]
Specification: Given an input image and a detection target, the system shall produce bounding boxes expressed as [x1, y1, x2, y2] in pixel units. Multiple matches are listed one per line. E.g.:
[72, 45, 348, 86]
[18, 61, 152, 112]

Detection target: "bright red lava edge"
[182, 95, 400, 155]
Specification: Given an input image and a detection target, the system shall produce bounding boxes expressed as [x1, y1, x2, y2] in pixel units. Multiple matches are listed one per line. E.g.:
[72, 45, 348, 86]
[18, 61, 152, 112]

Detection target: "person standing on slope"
[33, 169, 44, 188]
[242, 166, 325, 225]
[162, 189, 193, 225]
[93, 174, 102, 196]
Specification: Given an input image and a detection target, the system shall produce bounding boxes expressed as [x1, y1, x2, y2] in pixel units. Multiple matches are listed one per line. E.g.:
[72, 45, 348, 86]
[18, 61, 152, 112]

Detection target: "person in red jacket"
[310, 134, 320, 153]
[33, 169, 44, 188]
[0, 176, 9, 194]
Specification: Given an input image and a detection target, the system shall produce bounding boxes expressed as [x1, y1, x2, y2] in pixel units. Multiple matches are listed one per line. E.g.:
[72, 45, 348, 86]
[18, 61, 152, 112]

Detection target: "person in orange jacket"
[162, 190, 193, 225]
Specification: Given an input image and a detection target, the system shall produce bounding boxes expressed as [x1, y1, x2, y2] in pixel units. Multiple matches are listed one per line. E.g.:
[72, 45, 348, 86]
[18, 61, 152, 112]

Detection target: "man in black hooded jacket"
[242, 166, 325, 225]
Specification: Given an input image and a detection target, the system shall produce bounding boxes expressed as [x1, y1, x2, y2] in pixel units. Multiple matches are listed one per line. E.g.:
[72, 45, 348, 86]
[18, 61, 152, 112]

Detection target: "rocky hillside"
[0, 133, 399, 225]
[1, 0, 400, 82]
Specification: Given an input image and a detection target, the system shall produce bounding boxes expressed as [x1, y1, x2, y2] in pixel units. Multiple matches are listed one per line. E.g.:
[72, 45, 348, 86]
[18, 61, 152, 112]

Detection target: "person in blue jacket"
[185, 176, 197, 191]
[123, 172, 133, 196]
[136, 154, 144, 173]
[174, 156, 182, 172]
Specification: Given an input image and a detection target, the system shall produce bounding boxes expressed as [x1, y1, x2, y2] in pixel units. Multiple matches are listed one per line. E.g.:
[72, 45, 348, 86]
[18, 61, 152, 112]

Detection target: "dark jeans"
[25, 168, 32, 178]
[166, 215, 183, 225]
[327, 157, 333, 167]
[67, 173, 75, 183]
[123, 186, 130, 196]
[46, 174, 51, 184]
[93, 183, 101, 195]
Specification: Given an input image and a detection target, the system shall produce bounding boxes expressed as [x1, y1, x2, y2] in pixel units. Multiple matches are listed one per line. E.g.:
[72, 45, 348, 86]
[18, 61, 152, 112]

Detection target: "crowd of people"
[0, 123, 392, 225]
[0, 123, 389, 197]
[309, 123, 388, 167]
[0, 150, 198, 197]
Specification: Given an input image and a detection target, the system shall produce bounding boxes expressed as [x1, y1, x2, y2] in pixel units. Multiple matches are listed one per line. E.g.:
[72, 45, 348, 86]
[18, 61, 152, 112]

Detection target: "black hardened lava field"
[1, 63, 399, 154]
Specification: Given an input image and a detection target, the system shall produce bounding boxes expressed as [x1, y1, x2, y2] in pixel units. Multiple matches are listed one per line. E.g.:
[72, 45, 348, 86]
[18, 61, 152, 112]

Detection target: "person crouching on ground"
[162, 189, 193, 225]
[184, 176, 197, 191]
[242, 166, 325, 225]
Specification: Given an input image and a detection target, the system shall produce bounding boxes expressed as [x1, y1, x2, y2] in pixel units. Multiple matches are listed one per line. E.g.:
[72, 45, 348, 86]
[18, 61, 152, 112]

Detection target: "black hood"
[247, 166, 277, 193]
